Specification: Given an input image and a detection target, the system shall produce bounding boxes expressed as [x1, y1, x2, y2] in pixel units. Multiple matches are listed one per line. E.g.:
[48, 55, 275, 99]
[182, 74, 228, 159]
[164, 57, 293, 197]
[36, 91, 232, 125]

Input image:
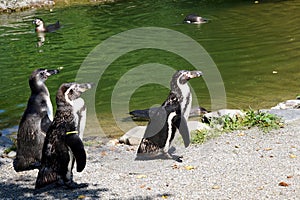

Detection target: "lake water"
[0, 0, 300, 137]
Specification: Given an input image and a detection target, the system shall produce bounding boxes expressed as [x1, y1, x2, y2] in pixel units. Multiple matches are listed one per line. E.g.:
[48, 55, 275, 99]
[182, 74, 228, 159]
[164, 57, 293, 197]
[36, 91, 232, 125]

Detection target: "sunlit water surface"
[0, 0, 300, 137]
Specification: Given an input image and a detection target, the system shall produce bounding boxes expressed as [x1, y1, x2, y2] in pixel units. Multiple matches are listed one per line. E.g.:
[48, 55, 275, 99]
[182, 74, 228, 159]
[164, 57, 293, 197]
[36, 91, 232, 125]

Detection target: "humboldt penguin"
[14, 68, 59, 172]
[33, 18, 61, 33]
[35, 82, 93, 189]
[183, 14, 208, 24]
[137, 70, 203, 159]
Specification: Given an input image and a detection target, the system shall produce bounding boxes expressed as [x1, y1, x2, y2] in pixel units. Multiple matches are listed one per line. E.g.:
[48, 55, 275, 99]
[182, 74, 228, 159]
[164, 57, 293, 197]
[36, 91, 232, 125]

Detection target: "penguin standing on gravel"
[137, 70, 203, 159]
[14, 68, 59, 172]
[35, 82, 93, 189]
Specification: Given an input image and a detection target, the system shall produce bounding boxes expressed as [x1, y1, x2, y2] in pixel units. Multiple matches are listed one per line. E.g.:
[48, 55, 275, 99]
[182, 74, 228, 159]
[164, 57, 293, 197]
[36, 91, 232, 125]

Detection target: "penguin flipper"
[41, 115, 51, 133]
[65, 133, 86, 172]
[174, 116, 190, 147]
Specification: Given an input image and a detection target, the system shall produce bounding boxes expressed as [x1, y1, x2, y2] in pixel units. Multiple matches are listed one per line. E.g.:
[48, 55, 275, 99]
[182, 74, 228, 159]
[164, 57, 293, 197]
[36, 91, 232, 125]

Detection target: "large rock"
[261, 109, 300, 123]
[119, 121, 210, 146]
[271, 100, 300, 109]
[203, 109, 245, 122]
[119, 126, 145, 146]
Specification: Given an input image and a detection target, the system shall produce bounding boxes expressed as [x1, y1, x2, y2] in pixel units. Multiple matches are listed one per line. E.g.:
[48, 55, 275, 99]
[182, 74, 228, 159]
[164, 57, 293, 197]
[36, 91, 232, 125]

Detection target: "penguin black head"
[184, 14, 208, 24]
[33, 18, 45, 32]
[32, 18, 44, 26]
[29, 69, 59, 90]
[57, 83, 93, 105]
[172, 70, 203, 85]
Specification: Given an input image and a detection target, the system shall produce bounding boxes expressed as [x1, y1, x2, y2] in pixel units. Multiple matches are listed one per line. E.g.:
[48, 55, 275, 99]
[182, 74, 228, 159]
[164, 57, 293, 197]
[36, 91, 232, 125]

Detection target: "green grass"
[191, 109, 284, 144]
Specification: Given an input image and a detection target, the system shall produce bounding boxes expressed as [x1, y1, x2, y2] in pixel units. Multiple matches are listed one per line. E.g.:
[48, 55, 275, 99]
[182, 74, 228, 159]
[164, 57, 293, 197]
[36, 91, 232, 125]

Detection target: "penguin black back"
[13, 68, 59, 172]
[36, 82, 93, 190]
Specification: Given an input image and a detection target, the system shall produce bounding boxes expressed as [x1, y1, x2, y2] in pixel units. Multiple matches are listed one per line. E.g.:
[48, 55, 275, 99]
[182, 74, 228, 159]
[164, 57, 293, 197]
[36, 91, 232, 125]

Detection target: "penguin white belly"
[66, 147, 74, 181]
[72, 98, 86, 139]
[45, 95, 54, 121]
[163, 112, 177, 153]
[176, 80, 192, 120]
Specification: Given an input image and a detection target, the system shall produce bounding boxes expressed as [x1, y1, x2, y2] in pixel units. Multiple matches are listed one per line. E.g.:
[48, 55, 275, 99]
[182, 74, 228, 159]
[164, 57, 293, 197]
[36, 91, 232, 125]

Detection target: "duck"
[32, 18, 61, 33]
[183, 14, 208, 24]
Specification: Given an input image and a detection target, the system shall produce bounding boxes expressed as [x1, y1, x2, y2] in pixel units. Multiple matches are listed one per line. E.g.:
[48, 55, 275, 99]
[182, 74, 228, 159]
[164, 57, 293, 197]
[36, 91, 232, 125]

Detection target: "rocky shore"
[0, 0, 116, 13]
[1, 99, 300, 199]
[1, 119, 300, 199]
[0, 0, 54, 13]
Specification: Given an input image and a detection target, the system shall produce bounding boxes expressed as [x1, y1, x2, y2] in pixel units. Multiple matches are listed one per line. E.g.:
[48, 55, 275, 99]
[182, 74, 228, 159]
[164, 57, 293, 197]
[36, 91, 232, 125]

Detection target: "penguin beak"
[46, 69, 59, 77]
[77, 83, 94, 93]
[187, 70, 203, 79]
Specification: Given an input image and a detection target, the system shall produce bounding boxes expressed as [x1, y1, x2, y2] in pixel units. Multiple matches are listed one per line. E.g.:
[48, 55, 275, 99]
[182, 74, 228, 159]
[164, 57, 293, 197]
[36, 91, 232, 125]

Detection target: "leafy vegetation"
[191, 109, 284, 144]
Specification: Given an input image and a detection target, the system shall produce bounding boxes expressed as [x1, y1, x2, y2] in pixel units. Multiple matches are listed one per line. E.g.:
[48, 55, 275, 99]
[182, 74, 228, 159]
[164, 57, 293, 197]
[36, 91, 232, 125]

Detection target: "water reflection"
[36, 32, 45, 47]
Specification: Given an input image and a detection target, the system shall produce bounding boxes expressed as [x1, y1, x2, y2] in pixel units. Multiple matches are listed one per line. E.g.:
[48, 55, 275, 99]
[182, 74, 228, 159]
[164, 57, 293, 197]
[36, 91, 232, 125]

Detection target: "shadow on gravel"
[0, 182, 109, 199]
[127, 193, 173, 200]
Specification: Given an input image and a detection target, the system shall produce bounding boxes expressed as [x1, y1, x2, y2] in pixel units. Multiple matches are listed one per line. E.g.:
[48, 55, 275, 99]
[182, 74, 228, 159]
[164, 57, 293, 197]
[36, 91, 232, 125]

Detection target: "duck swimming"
[33, 18, 61, 33]
[183, 14, 208, 24]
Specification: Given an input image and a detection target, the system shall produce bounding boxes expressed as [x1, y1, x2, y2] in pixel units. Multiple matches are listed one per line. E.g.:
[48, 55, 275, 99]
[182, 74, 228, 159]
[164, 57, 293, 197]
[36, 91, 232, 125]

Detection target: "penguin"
[137, 70, 203, 159]
[13, 68, 59, 172]
[35, 82, 93, 190]
[183, 14, 208, 24]
[33, 18, 61, 33]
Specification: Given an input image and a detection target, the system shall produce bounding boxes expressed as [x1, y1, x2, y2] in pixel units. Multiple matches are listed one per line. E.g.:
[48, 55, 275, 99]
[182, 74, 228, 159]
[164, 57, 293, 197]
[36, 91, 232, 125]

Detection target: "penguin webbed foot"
[168, 146, 184, 162]
[171, 155, 183, 162]
[64, 180, 89, 189]
[13, 160, 41, 172]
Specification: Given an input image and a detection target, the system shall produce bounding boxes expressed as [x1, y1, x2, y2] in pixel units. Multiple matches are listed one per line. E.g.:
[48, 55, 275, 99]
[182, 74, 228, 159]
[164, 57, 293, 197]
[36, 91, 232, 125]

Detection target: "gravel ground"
[1, 120, 300, 199]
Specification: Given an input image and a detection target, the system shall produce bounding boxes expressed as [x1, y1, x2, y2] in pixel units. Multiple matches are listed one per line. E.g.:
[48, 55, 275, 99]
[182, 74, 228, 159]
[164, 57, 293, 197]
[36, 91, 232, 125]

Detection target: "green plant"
[191, 109, 284, 144]
[221, 114, 244, 131]
[243, 109, 283, 132]
[191, 129, 207, 144]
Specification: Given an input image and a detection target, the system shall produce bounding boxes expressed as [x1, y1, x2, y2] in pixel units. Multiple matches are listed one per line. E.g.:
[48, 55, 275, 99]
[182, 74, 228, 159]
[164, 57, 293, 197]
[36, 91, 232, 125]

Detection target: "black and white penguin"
[137, 70, 203, 159]
[33, 18, 61, 33]
[183, 14, 208, 24]
[35, 82, 93, 189]
[13, 68, 59, 172]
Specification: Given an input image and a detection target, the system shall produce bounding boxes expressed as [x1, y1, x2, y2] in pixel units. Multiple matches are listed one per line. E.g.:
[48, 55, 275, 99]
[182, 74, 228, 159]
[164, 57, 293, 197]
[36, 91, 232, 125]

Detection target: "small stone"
[264, 147, 272, 151]
[289, 154, 297, 158]
[278, 181, 290, 187]
[212, 185, 220, 189]
[7, 151, 16, 158]
[237, 132, 245, 136]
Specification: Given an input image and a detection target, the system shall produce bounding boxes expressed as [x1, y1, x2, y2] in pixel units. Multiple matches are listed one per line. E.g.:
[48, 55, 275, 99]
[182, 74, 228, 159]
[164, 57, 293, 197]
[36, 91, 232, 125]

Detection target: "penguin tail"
[137, 138, 160, 154]
[13, 157, 41, 172]
[35, 167, 58, 189]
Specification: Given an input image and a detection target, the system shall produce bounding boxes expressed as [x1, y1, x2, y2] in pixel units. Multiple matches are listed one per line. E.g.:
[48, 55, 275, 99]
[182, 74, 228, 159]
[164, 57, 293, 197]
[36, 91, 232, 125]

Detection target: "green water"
[0, 0, 300, 136]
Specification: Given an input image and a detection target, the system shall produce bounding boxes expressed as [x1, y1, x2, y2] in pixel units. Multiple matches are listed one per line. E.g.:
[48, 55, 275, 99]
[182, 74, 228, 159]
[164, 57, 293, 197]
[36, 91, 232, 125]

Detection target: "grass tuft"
[191, 109, 284, 144]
